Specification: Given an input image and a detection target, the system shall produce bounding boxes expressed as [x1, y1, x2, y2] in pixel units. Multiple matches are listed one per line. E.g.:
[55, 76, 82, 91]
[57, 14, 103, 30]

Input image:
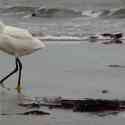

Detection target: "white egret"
[0, 21, 45, 93]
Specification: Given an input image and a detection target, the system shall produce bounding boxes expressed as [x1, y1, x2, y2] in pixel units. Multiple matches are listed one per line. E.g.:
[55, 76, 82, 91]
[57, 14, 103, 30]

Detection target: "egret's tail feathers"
[33, 38, 46, 51]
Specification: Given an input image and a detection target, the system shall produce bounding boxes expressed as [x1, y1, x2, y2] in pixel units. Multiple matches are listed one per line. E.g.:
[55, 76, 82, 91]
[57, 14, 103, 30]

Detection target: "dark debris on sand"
[89, 32, 124, 44]
[19, 110, 50, 115]
[19, 97, 125, 113]
[0, 110, 50, 116]
[107, 64, 125, 68]
[101, 33, 123, 44]
[59, 98, 124, 112]
[102, 39, 123, 44]
[101, 90, 109, 94]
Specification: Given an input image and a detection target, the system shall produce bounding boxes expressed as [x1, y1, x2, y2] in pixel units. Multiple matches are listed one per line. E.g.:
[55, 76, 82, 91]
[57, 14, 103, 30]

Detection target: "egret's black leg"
[16, 57, 22, 91]
[0, 57, 18, 85]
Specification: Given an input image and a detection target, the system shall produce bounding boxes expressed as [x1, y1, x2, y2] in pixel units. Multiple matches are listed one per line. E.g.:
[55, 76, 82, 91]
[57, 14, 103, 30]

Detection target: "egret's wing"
[4, 26, 33, 39]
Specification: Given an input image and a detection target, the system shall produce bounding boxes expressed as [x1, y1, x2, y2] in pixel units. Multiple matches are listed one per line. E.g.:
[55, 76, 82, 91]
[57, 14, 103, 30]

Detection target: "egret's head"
[0, 21, 5, 33]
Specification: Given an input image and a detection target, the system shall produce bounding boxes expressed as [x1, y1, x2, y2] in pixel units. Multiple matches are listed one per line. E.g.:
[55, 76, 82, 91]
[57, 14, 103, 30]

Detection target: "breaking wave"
[36, 34, 121, 42]
[0, 6, 125, 19]
[0, 6, 82, 17]
[32, 7, 82, 18]
[81, 8, 125, 19]
[110, 8, 125, 18]
[82, 8, 125, 19]
[38, 35, 86, 41]
[0, 6, 36, 15]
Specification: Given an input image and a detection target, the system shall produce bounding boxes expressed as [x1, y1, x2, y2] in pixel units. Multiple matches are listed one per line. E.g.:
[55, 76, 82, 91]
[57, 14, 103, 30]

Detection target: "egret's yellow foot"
[15, 84, 22, 93]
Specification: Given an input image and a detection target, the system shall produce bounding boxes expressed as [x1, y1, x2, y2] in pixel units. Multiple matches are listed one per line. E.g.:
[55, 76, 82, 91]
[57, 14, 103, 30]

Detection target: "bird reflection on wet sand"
[0, 89, 50, 116]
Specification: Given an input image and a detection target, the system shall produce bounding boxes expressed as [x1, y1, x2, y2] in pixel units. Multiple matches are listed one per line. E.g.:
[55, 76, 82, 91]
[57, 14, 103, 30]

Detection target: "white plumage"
[0, 21, 45, 92]
[0, 22, 45, 56]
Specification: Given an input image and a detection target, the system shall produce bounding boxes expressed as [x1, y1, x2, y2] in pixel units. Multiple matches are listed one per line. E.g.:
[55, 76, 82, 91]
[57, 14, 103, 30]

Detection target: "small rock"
[32, 13, 36, 17]
[101, 90, 109, 94]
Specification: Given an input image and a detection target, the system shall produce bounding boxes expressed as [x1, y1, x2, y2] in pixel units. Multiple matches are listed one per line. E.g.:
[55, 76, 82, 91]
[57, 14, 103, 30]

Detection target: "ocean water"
[1, 0, 125, 124]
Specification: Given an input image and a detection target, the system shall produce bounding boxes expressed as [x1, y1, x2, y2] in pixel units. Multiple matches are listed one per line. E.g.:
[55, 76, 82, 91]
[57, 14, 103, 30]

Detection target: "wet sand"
[1, 41, 125, 124]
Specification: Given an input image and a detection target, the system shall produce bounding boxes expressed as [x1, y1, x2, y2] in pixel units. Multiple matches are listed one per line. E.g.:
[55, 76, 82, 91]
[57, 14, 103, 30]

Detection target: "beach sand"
[0, 41, 125, 124]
